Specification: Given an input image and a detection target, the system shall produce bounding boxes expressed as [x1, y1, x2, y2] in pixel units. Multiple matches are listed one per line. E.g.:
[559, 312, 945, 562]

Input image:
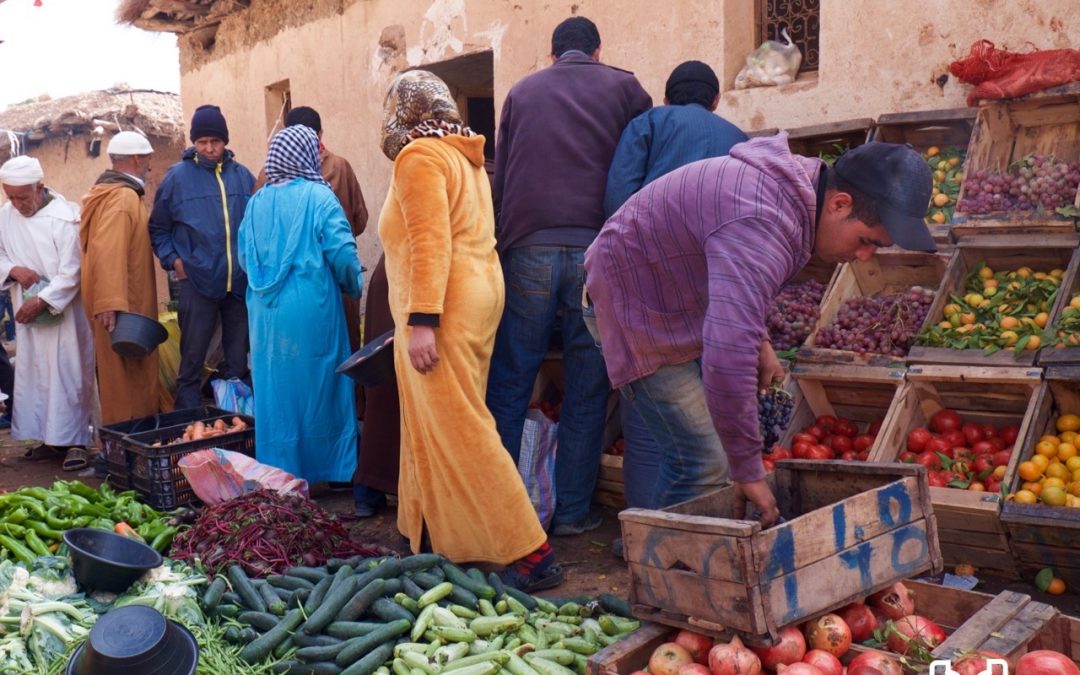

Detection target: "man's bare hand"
[408, 325, 439, 374]
[734, 479, 780, 527]
[9, 267, 40, 290]
[757, 339, 785, 391]
[173, 258, 187, 281]
[96, 311, 117, 333]
[15, 297, 47, 324]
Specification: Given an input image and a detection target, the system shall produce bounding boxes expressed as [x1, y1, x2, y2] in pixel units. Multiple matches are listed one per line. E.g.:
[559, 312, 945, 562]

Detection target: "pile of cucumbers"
[201, 553, 640, 675]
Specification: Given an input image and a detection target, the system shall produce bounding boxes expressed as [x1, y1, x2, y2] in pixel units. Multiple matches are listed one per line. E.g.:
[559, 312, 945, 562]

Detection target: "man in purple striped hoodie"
[584, 134, 934, 525]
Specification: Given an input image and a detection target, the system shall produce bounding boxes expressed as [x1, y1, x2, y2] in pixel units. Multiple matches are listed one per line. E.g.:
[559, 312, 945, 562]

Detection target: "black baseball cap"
[832, 142, 936, 252]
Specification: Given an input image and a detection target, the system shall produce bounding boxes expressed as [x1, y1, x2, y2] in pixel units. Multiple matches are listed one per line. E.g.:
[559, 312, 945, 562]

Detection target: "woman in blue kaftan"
[238, 125, 363, 483]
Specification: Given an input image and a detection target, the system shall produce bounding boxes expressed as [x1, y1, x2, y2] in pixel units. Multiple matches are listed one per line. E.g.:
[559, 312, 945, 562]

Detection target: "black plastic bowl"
[67, 605, 198, 675]
[336, 328, 395, 387]
[110, 311, 169, 358]
[63, 528, 163, 593]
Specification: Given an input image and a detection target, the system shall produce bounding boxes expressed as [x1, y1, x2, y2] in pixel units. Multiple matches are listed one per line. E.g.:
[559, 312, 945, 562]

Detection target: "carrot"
[114, 522, 145, 541]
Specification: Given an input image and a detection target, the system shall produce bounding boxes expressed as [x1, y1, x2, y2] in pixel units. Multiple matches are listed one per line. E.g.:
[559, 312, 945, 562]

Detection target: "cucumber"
[501, 587, 537, 611]
[400, 575, 425, 601]
[215, 604, 241, 619]
[334, 579, 386, 623]
[269, 575, 316, 591]
[352, 558, 404, 591]
[202, 577, 227, 612]
[409, 571, 441, 590]
[305, 575, 336, 614]
[335, 619, 411, 667]
[326, 621, 385, 639]
[326, 558, 353, 572]
[237, 627, 261, 644]
[296, 642, 349, 662]
[485, 573, 506, 600]
[441, 562, 496, 600]
[382, 578, 403, 597]
[272, 586, 295, 602]
[371, 596, 416, 623]
[466, 568, 487, 586]
[259, 581, 287, 615]
[239, 611, 281, 631]
[292, 634, 344, 647]
[240, 608, 305, 664]
[398, 553, 443, 573]
[291, 588, 313, 609]
[223, 591, 243, 606]
[598, 594, 633, 618]
[289, 566, 332, 583]
[448, 584, 480, 610]
[340, 641, 395, 675]
[229, 565, 266, 613]
[302, 566, 358, 635]
[274, 662, 345, 675]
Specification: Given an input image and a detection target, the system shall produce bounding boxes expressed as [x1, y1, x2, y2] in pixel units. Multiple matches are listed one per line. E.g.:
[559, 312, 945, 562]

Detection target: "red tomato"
[928, 471, 948, 487]
[868, 419, 884, 435]
[898, 451, 917, 463]
[806, 425, 826, 440]
[916, 451, 941, 470]
[942, 430, 966, 448]
[763, 459, 775, 473]
[793, 442, 814, 459]
[830, 436, 853, 453]
[816, 415, 837, 431]
[992, 449, 1013, 467]
[807, 445, 834, 460]
[953, 447, 975, 463]
[853, 435, 874, 453]
[834, 419, 859, 438]
[981, 424, 999, 439]
[962, 423, 985, 445]
[972, 456, 993, 476]
[793, 433, 817, 446]
[971, 440, 996, 455]
[985, 477, 1001, 494]
[926, 438, 952, 456]
[770, 448, 793, 461]
[840, 451, 858, 461]
[986, 436, 1006, 451]
[930, 409, 963, 434]
[821, 435, 835, 449]
[857, 450, 869, 461]
[1000, 424, 1021, 446]
[907, 428, 932, 452]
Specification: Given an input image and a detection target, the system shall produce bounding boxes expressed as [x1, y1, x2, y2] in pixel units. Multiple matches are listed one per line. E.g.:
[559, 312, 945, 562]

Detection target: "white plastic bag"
[734, 27, 803, 89]
[211, 377, 254, 416]
[518, 409, 558, 530]
[22, 278, 62, 326]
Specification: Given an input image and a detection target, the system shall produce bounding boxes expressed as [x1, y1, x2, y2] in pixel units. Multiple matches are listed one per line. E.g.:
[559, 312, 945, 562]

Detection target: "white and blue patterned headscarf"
[263, 125, 328, 186]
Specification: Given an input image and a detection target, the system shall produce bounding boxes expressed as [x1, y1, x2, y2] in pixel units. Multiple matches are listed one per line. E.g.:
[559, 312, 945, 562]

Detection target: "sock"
[514, 540, 555, 577]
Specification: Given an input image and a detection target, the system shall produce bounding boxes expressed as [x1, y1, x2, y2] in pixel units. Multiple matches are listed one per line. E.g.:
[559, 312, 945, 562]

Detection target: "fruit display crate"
[874, 365, 1041, 577]
[619, 461, 942, 644]
[796, 250, 950, 368]
[1001, 371, 1080, 588]
[594, 453, 626, 509]
[783, 117, 874, 160]
[586, 622, 673, 675]
[768, 258, 841, 355]
[872, 107, 978, 246]
[773, 363, 906, 462]
[906, 236, 1080, 367]
[1039, 255, 1080, 367]
[950, 82, 1080, 238]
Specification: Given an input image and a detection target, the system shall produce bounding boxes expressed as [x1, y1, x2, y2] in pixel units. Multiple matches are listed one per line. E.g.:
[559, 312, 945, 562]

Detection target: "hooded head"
[380, 70, 464, 161]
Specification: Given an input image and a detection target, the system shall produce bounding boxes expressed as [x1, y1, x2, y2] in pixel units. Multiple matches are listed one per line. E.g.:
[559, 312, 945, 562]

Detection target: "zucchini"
[486, 573, 506, 600]
[240, 608, 305, 664]
[302, 566, 358, 635]
[429, 625, 477, 643]
[560, 638, 597, 655]
[340, 642, 396, 675]
[289, 566, 332, 583]
[305, 575, 336, 614]
[448, 584, 480, 610]
[395, 593, 420, 614]
[202, 577, 227, 612]
[450, 604, 478, 620]
[398, 553, 443, 573]
[466, 568, 488, 586]
[382, 578, 403, 597]
[239, 611, 281, 631]
[417, 582, 453, 608]
[409, 604, 437, 642]
[470, 615, 524, 637]
[409, 571, 441, 590]
[533, 598, 558, 615]
[392, 658, 412, 675]
[505, 653, 541, 675]
[228, 565, 266, 613]
[441, 562, 496, 600]
[371, 596, 415, 623]
[478, 599, 498, 617]
[442, 653, 509, 672]
[402, 651, 439, 675]
[598, 594, 633, 619]
[296, 642, 349, 662]
[352, 558, 404, 591]
[335, 619, 411, 667]
[215, 603, 241, 619]
[334, 579, 387, 623]
[523, 655, 575, 675]
[269, 575, 316, 591]
[293, 634, 344, 647]
[501, 587, 537, 611]
[326, 621, 385, 639]
[400, 575, 425, 601]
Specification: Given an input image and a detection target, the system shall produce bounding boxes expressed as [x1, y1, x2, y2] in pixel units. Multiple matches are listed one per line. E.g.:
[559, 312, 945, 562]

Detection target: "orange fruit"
[1048, 578, 1066, 595]
[1067, 481, 1080, 497]
[1000, 316, 1020, 330]
[931, 211, 947, 225]
[993, 465, 1007, 480]
[1061, 431, 1079, 444]
[1019, 461, 1043, 481]
[1036, 441, 1058, 459]
[1014, 489, 1038, 504]
[1044, 477, 1066, 490]
[1057, 414, 1080, 433]
[1031, 454, 1050, 472]
[1022, 481, 1043, 496]
[1068, 456, 1080, 472]
[1040, 435, 1061, 448]
[978, 266, 994, 279]
[1042, 486, 1067, 506]
[1058, 443, 1078, 461]
[1047, 462, 1071, 481]
[1026, 335, 1042, 351]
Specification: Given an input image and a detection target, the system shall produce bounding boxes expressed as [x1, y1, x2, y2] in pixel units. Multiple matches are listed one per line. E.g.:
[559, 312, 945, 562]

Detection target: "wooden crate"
[595, 453, 627, 509]
[619, 461, 942, 643]
[777, 363, 906, 460]
[586, 622, 672, 675]
[769, 258, 840, 354]
[1038, 252, 1080, 367]
[906, 236, 1079, 367]
[875, 365, 1041, 577]
[1001, 373, 1080, 589]
[951, 83, 1080, 238]
[797, 250, 950, 367]
[784, 118, 874, 160]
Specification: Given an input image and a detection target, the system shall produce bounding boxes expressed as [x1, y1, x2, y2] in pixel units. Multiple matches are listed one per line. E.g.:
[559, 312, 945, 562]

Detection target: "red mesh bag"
[949, 39, 1080, 105]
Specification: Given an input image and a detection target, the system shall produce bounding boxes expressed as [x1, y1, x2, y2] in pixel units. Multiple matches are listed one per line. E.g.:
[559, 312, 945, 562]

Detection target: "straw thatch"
[116, 0, 250, 37]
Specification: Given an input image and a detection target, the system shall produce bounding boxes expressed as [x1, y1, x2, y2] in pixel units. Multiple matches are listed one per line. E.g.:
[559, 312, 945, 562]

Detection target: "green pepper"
[139, 521, 165, 541]
[71, 515, 93, 528]
[150, 526, 178, 553]
[75, 502, 111, 519]
[24, 530, 49, 557]
[24, 521, 63, 542]
[5, 507, 29, 525]
[0, 523, 27, 538]
[45, 506, 72, 531]
[68, 481, 100, 501]
[0, 534, 34, 564]
[18, 487, 50, 502]
[98, 483, 116, 501]
[12, 498, 46, 519]
[89, 518, 114, 531]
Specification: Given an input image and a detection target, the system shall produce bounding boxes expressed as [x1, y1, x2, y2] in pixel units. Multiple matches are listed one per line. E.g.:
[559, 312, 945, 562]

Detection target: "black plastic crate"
[99, 407, 234, 490]
[122, 413, 255, 510]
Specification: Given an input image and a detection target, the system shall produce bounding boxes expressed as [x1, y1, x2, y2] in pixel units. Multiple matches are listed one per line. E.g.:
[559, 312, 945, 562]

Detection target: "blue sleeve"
[604, 113, 652, 218]
[149, 170, 179, 271]
[319, 190, 363, 300]
[492, 93, 512, 234]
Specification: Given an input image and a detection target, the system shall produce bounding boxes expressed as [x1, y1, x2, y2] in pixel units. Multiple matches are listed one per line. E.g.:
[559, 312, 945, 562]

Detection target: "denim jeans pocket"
[507, 254, 553, 298]
[618, 383, 636, 402]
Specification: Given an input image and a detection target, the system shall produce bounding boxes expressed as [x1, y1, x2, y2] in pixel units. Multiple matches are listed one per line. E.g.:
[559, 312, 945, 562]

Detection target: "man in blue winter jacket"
[150, 105, 255, 410]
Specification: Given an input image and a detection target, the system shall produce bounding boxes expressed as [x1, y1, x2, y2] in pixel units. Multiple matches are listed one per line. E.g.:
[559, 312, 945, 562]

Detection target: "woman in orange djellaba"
[376, 70, 562, 591]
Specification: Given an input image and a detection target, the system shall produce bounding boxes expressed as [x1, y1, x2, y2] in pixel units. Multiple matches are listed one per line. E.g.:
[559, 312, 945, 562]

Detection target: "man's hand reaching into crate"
[734, 479, 780, 527]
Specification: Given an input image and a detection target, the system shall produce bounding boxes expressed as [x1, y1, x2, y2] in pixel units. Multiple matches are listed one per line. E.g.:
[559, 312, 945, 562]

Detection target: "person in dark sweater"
[487, 17, 651, 536]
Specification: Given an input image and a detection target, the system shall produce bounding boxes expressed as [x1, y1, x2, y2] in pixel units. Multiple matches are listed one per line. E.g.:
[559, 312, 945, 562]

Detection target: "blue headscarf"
[263, 125, 329, 186]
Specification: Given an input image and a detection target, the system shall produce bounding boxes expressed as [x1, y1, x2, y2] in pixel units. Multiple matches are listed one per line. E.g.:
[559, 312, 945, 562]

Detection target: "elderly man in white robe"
[0, 156, 95, 470]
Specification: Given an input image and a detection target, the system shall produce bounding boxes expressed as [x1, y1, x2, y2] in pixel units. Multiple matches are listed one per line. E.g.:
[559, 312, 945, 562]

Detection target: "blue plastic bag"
[211, 377, 255, 416]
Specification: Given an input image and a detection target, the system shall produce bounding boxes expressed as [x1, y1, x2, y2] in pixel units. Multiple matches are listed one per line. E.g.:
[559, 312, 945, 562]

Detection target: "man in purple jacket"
[487, 17, 652, 536]
[584, 135, 934, 525]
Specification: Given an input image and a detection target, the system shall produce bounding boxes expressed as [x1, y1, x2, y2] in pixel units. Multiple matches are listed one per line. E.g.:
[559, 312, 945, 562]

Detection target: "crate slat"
[587, 622, 672, 675]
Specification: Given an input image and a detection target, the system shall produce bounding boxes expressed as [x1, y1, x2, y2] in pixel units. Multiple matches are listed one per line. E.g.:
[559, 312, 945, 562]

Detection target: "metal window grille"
[757, 0, 820, 73]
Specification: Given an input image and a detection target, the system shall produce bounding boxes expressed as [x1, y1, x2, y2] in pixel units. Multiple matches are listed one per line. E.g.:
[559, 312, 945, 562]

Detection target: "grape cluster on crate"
[768, 279, 827, 352]
[815, 287, 935, 357]
[758, 385, 794, 449]
[956, 155, 1080, 217]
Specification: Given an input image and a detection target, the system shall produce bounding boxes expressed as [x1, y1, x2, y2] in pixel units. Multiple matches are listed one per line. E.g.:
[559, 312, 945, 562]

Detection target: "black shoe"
[327, 481, 353, 492]
[550, 511, 603, 536]
[354, 493, 387, 518]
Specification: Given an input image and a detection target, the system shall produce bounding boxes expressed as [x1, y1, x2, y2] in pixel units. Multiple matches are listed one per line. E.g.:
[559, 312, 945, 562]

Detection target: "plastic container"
[63, 529, 162, 593]
[110, 311, 168, 358]
[67, 605, 197, 675]
[337, 328, 395, 387]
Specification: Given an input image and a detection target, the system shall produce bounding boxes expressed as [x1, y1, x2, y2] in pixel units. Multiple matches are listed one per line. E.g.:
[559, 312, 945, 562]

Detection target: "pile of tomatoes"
[764, 415, 883, 472]
[897, 409, 1019, 493]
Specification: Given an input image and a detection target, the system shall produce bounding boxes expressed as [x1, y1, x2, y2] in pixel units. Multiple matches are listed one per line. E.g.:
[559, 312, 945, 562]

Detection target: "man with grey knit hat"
[149, 104, 255, 410]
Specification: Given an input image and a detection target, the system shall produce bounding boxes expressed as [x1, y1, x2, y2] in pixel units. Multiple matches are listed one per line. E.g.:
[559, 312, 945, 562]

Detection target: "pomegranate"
[649, 643, 694, 675]
[751, 626, 806, 669]
[930, 409, 963, 434]
[868, 582, 915, 620]
[676, 664, 711, 675]
[674, 630, 714, 665]
[775, 665, 824, 675]
[954, 650, 1009, 675]
[803, 614, 851, 657]
[802, 649, 842, 675]
[1015, 650, 1080, 675]
[838, 603, 876, 642]
[706, 636, 762, 675]
[886, 615, 946, 655]
[847, 650, 903, 675]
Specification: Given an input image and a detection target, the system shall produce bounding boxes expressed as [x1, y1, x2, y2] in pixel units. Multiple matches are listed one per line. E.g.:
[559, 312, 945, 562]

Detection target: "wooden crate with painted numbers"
[796, 250, 950, 368]
[618, 461, 942, 644]
[874, 365, 1041, 578]
[784, 118, 874, 161]
[1001, 370, 1080, 589]
[906, 236, 1079, 367]
[586, 622, 673, 675]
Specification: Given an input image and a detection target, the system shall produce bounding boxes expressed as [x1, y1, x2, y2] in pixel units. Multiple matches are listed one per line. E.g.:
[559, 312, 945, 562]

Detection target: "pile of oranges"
[1011, 413, 1080, 507]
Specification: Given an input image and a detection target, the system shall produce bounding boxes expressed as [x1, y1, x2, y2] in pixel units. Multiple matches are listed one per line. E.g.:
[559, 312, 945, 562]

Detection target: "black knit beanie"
[190, 104, 229, 144]
[665, 61, 720, 104]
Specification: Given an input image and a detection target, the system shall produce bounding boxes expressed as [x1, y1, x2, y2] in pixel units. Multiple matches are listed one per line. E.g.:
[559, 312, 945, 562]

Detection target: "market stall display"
[783, 118, 873, 161]
[1039, 270, 1080, 366]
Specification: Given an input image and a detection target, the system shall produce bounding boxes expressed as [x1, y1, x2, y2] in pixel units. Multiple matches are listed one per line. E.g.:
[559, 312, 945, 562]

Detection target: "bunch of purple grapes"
[815, 286, 935, 357]
[768, 279, 827, 351]
[957, 155, 1080, 215]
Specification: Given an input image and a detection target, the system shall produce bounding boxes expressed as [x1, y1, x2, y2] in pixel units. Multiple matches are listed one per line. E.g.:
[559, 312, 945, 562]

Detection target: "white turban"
[0, 156, 44, 186]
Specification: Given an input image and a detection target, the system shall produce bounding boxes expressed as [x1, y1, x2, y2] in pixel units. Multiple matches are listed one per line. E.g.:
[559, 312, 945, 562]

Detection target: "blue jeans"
[488, 246, 610, 528]
[619, 361, 729, 508]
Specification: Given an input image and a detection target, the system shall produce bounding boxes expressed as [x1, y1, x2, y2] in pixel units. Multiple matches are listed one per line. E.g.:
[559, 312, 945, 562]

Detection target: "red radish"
[775, 665, 823, 675]
[886, 615, 946, 655]
[751, 626, 806, 669]
[847, 650, 903, 675]
[706, 636, 761, 675]
[869, 582, 915, 621]
[676, 664, 711, 675]
[930, 409, 962, 434]
[802, 649, 842, 675]
[649, 643, 693, 675]
[838, 603, 877, 642]
[953, 650, 1009, 675]
[674, 631, 714, 666]
[1015, 650, 1080, 674]
[803, 614, 851, 657]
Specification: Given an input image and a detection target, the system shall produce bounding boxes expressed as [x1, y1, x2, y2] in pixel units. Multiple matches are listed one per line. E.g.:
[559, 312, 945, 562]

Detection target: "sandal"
[23, 445, 64, 460]
[499, 564, 565, 593]
[62, 447, 89, 472]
